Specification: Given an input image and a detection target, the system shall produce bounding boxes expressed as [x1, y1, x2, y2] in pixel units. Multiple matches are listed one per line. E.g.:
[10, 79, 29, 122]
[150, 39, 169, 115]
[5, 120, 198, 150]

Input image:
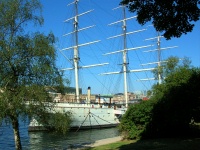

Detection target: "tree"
[120, 0, 200, 39]
[152, 56, 191, 83]
[144, 67, 200, 138]
[0, 0, 71, 149]
[119, 62, 200, 139]
[119, 100, 155, 139]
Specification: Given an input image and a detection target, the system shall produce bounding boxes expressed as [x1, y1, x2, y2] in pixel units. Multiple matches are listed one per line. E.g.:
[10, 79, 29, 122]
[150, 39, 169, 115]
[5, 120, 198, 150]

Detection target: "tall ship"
[28, 0, 126, 131]
[29, 0, 178, 131]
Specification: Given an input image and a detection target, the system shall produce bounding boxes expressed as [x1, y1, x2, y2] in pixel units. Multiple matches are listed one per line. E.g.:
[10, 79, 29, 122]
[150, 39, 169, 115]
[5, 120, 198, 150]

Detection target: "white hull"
[28, 103, 126, 131]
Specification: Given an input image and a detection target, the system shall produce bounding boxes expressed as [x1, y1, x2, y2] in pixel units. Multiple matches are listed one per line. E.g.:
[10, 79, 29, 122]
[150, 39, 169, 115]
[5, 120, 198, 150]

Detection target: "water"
[0, 120, 119, 150]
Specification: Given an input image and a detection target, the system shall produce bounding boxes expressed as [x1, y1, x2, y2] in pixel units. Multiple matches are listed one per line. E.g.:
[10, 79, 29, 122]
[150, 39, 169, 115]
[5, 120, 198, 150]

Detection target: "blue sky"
[38, 0, 200, 95]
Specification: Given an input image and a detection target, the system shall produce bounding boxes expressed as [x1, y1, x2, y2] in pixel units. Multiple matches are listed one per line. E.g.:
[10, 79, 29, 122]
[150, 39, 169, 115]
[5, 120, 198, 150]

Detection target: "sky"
[37, 0, 200, 95]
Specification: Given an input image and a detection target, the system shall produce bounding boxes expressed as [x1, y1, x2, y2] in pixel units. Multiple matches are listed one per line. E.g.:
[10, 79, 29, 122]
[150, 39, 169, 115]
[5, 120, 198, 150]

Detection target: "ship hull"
[28, 103, 121, 131]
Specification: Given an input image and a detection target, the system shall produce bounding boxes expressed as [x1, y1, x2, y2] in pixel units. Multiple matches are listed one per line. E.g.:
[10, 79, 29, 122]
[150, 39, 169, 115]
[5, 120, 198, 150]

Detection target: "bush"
[119, 100, 155, 139]
[144, 68, 200, 138]
[119, 67, 200, 139]
[37, 111, 72, 134]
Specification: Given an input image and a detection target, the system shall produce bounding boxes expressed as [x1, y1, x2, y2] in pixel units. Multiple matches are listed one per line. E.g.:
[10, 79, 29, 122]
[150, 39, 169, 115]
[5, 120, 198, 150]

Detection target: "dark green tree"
[120, 0, 200, 39]
[119, 100, 155, 139]
[0, 0, 71, 149]
[119, 60, 200, 139]
[152, 56, 191, 83]
[145, 67, 200, 138]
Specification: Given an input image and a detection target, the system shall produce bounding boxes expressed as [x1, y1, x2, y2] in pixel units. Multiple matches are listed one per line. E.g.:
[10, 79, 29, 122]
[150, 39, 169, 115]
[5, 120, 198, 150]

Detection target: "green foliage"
[152, 56, 191, 82]
[38, 111, 72, 134]
[143, 67, 200, 138]
[120, 65, 200, 139]
[120, 0, 200, 39]
[0, 0, 65, 122]
[119, 100, 155, 139]
[0, 0, 69, 149]
[50, 111, 72, 134]
[0, 0, 43, 37]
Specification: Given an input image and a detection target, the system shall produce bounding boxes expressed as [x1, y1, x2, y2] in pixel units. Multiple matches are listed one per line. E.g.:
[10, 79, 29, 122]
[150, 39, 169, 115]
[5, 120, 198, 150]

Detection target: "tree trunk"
[10, 115, 22, 150]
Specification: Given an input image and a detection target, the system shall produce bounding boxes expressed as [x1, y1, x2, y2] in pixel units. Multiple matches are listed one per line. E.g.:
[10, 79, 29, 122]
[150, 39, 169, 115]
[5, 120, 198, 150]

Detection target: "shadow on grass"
[118, 138, 200, 150]
[85, 137, 200, 150]
[84, 126, 200, 150]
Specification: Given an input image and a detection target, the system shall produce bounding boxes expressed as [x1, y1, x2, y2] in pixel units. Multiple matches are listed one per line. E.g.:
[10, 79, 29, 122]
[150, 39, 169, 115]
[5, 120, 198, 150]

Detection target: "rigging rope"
[90, 112, 118, 124]
[75, 111, 90, 132]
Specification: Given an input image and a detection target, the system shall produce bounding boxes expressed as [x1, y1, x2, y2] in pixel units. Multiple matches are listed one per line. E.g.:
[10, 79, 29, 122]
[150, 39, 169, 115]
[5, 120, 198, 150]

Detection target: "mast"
[140, 31, 178, 84]
[74, 0, 80, 102]
[157, 32, 162, 84]
[61, 0, 108, 103]
[100, 5, 152, 107]
[156, 32, 179, 84]
[122, 5, 128, 108]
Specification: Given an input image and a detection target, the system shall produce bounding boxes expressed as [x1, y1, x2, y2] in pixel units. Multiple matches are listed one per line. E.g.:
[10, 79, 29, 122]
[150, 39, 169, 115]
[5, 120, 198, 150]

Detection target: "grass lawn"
[84, 137, 200, 150]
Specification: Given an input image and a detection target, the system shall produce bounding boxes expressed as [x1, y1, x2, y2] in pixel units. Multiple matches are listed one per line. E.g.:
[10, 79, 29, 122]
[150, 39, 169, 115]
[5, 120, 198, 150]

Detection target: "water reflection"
[28, 128, 119, 149]
[0, 119, 119, 149]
